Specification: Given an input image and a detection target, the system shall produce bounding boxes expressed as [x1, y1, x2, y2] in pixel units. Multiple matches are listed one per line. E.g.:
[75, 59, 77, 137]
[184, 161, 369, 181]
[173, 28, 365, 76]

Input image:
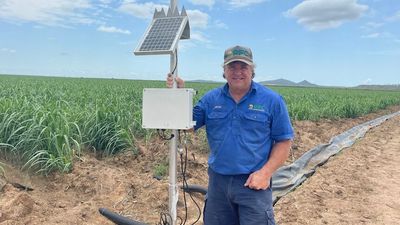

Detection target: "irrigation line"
[272, 110, 400, 204]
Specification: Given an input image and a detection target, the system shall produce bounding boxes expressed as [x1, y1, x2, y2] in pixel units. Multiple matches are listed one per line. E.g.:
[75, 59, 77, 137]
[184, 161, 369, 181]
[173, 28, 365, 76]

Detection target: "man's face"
[224, 61, 253, 93]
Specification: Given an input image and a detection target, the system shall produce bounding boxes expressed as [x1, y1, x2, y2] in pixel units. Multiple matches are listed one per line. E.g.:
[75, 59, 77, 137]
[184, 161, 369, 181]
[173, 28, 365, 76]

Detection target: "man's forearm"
[260, 140, 291, 178]
[245, 140, 291, 190]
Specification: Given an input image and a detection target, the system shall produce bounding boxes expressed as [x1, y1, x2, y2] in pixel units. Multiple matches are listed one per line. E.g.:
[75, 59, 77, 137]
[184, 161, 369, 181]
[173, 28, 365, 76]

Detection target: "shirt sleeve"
[193, 97, 206, 131]
[271, 95, 294, 142]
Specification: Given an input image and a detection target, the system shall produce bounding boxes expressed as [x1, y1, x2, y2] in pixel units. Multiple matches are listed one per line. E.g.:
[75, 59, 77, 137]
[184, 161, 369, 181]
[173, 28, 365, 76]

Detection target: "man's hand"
[244, 169, 271, 190]
[244, 139, 292, 190]
[166, 73, 185, 88]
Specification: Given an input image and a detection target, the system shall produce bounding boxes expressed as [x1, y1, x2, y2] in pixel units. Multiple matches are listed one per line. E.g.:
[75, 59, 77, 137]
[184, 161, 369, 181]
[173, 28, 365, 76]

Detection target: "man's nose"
[233, 69, 242, 75]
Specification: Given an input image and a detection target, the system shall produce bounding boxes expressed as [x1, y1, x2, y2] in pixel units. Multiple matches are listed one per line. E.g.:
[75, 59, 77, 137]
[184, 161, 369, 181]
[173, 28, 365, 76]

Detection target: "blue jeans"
[204, 168, 276, 225]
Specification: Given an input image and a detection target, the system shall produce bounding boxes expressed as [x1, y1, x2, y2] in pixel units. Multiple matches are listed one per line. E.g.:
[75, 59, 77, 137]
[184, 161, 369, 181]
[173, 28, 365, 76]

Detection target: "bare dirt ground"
[1, 105, 399, 225]
[275, 109, 400, 225]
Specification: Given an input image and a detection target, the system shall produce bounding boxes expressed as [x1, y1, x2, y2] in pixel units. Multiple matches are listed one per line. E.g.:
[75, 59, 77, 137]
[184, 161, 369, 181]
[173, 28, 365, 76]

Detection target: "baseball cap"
[223, 45, 253, 66]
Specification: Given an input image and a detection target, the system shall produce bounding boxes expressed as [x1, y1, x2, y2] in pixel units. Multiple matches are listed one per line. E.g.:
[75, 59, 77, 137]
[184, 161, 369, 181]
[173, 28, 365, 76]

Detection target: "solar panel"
[134, 16, 189, 55]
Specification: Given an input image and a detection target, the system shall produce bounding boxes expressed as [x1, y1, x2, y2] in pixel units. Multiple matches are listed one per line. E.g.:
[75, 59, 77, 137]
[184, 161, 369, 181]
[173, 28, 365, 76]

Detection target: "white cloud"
[118, 1, 209, 29]
[360, 21, 384, 33]
[189, 0, 215, 8]
[387, 10, 400, 22]
[264, 37, 275, 42]
[118, 0, 167, 20]
[362, 78, 372, 84]
[368, 49, 400, 56]
[178, 40, 196, 52]
[361, 33, 380, 38]
[0, 48, 16, 53]
[99, 0, 113, 4]
[285, 0, 368, 31]
[214, 20, 228, 29]
[229, 0, 266, 8]
[191, 31, 211, 43]
[361, 32, 393, 39]
[187, 9, 209, 29]
[97, 25, 131, 34]
[364, 22, 384, 29]
[179, 31, 213, 52]
[0, 0, 92, 26]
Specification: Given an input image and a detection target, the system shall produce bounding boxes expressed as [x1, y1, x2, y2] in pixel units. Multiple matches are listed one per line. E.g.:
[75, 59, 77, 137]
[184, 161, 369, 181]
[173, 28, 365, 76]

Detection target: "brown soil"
[0, 105, 399, 225]
[275, 108, 400, 225]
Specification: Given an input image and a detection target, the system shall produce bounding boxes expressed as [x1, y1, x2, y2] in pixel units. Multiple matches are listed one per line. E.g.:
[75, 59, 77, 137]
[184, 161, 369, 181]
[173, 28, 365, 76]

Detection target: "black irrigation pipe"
[99, 208, 148, 225]
[99, 184, 208, 225]
[181, 184, 207, 195]
[99, 185, 207, 225]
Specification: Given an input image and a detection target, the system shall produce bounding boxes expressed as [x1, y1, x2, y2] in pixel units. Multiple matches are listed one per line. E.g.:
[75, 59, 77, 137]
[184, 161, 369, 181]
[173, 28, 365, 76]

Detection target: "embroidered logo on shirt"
[248, 104, 265, 112]
[213, 105, 222, 109]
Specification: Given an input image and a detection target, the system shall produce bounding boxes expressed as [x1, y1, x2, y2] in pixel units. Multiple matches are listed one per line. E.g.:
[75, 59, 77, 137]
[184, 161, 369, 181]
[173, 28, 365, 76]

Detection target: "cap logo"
[233, 49, 250, 57]
[225, 49, 250, 59]
[223, 45, 253, 65]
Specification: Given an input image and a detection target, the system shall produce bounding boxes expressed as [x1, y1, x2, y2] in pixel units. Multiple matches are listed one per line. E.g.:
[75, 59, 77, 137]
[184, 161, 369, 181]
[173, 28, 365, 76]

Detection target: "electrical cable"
[179, 131, 188, 225]
[184, 131, 201, 225]
[157, 212, 172, 225]
[157, 129, 174, 140]
[171, 51, 178, 75]
[179, 131, 202, 225]
[156, 127, 201, 225]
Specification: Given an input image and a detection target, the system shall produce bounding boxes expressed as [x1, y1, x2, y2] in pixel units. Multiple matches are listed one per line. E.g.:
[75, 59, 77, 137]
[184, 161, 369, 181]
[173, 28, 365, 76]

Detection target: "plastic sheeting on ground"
[272, 111, 400, 204]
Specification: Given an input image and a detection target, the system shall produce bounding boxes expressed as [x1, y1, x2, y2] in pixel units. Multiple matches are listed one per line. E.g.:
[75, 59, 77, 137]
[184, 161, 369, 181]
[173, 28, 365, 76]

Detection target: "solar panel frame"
[134, 16, 188, 55]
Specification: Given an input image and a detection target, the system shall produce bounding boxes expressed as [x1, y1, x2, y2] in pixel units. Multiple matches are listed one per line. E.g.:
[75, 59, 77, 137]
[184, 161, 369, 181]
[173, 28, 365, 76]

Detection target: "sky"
[0, 0, 399, 87]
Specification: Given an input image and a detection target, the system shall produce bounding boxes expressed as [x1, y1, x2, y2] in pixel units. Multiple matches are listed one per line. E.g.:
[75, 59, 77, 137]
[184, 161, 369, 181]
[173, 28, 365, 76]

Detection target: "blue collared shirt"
[194, 81, 294, 175]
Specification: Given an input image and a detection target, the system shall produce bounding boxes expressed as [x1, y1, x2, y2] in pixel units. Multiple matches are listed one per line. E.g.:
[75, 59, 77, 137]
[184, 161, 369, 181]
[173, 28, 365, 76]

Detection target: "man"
[167, 45, 294, 225]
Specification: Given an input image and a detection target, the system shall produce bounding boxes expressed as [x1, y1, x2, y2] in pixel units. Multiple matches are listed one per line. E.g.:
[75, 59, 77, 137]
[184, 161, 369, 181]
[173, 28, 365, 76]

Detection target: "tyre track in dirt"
[274, 114, 400, 224]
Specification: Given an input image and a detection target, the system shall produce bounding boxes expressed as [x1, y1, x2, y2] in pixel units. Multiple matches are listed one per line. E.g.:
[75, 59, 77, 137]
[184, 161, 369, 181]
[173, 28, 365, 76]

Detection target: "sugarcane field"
[1, 75, 399, 224]
[1, 0, 400, 224]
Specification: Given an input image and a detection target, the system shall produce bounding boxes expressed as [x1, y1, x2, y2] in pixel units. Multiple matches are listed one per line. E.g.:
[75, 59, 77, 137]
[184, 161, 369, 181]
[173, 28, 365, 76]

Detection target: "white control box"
[142, 88, 196, 130]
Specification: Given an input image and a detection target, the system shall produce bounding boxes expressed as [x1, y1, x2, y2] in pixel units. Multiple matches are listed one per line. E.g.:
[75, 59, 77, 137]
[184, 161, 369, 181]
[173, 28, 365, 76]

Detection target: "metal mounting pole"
[170, 1, 180, 224]
[170, 0, 177, 14]
[168, 48, 178, 225]
[168, 1, 179, 224]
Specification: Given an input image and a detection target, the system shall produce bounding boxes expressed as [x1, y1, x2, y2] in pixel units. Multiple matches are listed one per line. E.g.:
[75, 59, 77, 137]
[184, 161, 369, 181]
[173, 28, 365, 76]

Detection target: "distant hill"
[261, 79, 319, 87]
[189, 79, 222, 83]
[354, 84, 400, 91]
[260, 79, 296, 86]
[189, 78, 320, 87]
[297, 80, 319, 87]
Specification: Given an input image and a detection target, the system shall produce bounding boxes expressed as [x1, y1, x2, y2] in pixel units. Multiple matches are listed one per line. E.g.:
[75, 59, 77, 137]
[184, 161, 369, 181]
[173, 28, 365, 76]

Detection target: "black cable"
[171, 51, 178, 75]
[155, 128, 201, 225]
[184, 131, 201, 225]
[179, 131, 202, 225]
[157, 129, 174, 140]
[177, 216, 183, 225]
[157, 212, 172, 225]
[179, 132, 188, 225]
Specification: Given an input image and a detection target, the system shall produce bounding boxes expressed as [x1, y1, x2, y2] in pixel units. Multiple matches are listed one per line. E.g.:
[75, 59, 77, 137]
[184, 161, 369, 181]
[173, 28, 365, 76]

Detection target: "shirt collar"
[222, 81, 257, 96]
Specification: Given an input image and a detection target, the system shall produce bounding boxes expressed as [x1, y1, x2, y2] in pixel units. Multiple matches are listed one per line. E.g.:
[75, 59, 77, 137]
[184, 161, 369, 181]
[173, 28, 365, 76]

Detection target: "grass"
[153, 160, 169, 178]
[0, 161, 4, 177]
